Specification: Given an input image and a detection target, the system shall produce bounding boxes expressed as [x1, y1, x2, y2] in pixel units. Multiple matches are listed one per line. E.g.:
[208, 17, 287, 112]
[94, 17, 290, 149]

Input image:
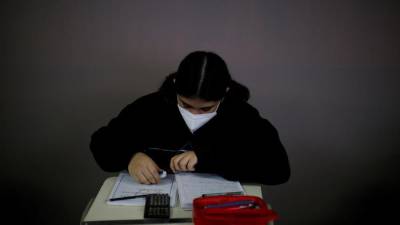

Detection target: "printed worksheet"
[107, 171, 177, 206]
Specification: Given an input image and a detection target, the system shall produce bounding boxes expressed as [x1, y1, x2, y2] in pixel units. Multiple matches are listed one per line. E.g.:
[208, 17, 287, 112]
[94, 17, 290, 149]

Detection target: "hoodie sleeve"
[194, 102, 290, 185]
[89, 99, 148, 172]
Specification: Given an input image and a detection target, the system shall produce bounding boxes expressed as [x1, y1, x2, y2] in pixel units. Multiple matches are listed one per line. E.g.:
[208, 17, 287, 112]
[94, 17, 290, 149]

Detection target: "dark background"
[1, 1, 399, 224]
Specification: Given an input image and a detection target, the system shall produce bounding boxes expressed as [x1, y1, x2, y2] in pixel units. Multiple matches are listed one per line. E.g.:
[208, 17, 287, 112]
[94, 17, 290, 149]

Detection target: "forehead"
[177, 95, 218, 107]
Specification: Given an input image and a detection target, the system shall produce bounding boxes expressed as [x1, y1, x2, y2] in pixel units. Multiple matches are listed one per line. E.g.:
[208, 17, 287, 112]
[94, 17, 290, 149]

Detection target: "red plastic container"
[193, 195, 278, 225]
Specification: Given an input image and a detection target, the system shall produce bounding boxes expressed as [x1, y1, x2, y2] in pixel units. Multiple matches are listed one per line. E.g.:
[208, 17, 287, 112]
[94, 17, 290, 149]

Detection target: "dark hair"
[160, 51, 250, 102]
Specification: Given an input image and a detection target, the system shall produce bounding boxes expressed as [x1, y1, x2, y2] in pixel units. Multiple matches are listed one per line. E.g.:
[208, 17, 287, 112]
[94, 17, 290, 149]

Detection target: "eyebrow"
[179, 98, 215, 109]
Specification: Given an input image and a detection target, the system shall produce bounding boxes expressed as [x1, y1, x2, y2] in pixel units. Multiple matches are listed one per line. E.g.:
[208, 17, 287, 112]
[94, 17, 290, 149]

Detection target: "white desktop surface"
[82, 177, 265, 225]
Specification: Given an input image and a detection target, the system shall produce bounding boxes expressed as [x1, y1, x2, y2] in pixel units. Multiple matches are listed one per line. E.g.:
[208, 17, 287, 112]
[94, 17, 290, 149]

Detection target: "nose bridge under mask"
[177, 104, 217, 133]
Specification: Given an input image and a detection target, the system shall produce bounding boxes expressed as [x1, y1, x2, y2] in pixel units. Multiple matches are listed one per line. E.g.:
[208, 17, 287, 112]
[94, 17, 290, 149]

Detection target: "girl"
[90, 51, 290, 185]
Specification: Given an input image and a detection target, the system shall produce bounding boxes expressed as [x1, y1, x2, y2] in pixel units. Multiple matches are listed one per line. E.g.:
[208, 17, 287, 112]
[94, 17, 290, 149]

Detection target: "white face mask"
[177, 104, 219, 133]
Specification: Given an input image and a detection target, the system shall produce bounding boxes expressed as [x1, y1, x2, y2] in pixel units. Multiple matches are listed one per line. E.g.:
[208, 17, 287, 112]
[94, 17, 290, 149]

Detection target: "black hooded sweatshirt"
[90, 83, 290, 185]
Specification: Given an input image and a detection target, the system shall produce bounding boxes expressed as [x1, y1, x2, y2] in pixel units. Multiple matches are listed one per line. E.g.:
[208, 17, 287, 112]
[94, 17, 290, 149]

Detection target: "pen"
[109, 194, 149, 202]
[205, 200, 255, 209]
[202, 191, 244, 197]
[147, 147, 187, 153]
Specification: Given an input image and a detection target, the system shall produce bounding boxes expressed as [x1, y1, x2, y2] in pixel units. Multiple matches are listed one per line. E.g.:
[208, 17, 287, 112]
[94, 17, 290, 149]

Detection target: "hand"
[128, 152, 161, 184]
[170, 151, 198, 173]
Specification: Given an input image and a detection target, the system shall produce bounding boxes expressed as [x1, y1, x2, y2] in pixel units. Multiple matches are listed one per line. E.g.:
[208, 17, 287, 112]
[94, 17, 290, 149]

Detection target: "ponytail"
[226, 80, 250, 102]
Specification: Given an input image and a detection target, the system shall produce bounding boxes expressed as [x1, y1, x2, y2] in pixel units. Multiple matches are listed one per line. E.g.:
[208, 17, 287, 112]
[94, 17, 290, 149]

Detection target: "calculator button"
[144, 194, 170, 219]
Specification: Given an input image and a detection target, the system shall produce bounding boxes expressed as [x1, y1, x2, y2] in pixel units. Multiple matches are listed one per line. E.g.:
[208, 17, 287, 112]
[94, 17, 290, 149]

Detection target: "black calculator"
[144, 194, 170, 220]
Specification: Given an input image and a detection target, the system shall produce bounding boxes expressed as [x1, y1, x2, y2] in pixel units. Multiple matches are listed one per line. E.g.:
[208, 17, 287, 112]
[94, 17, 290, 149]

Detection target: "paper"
[107, 171, 177, 206]
[175, 172, 245, 210]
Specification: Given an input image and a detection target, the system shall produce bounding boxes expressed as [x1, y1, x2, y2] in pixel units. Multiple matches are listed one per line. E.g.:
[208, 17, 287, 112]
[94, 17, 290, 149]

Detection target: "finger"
[136, 171, 151, 185]
[178, 155, 191, 171]
[154, 163, 161, 172]
[142, 168, 157, 184]
[148, 166, 160, 184]
[131, 171, 139, 182]
[172, 154, 183, 172]
[128, 167, 134, 177]
[152, 162, 162, 182]
[128, 162, 136, 176]
[174, 154, 188, 171]
[129, 166, 140, 182]
[187, 157, 197, 171]
[170, 155, 178, 173]
[147, 156, 161, 171]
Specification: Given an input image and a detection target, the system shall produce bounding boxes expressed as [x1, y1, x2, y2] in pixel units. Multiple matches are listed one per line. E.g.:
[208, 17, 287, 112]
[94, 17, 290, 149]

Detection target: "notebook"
[107, 171, 244, 209]
[175, 173, 244, 210]
[107, 171, 177, 206]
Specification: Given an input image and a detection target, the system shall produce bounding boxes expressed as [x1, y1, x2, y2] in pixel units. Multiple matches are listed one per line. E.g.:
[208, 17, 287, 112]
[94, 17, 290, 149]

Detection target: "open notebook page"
[107, 171, 177, 206]
[175, 172, 244, 210]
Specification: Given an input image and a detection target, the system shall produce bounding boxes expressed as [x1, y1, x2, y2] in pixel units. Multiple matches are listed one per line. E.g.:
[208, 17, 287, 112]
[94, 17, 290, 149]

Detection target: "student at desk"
[90, 51, 290, 185]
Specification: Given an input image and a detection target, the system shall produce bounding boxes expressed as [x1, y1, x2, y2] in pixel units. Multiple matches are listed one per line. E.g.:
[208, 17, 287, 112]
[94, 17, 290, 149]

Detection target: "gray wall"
[2, 1, 399, 224]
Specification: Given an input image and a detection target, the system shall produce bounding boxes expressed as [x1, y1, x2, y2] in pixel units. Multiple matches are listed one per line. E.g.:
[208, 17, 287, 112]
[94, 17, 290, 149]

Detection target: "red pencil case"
[193, 195, 278, 225]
